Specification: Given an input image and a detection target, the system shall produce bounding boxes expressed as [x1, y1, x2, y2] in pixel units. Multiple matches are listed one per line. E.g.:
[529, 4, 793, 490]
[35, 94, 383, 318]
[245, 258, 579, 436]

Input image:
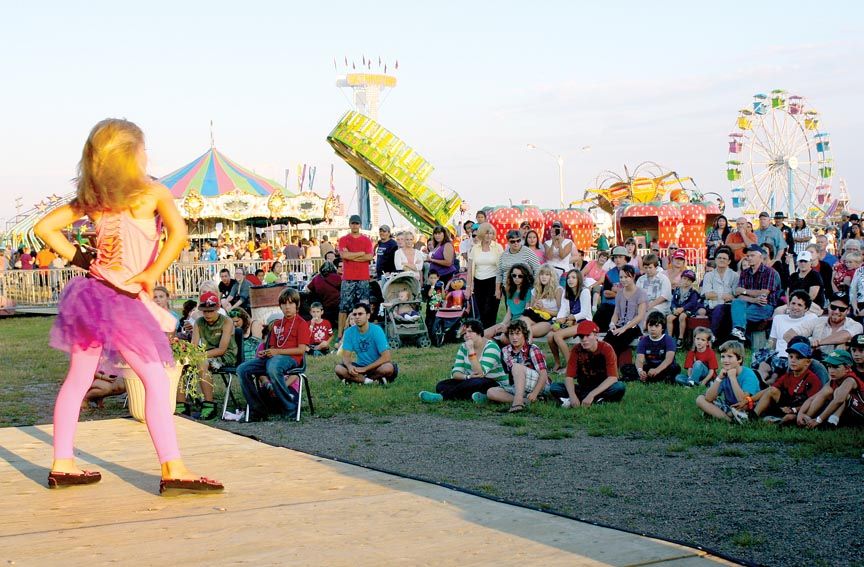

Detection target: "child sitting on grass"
[695, 340, 760, 423]
[675, 327, 718, 387]
[634, 310, 680, 383]
[308, 302, 333, 356]
[667, 269, 704, 348]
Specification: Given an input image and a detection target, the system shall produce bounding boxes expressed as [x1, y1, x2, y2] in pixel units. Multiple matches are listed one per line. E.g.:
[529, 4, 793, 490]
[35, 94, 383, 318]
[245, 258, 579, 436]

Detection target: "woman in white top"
[394, 230, 426, 280]
[544, 221, 573, 282]
[520, 264, 563, 339]
[546, 269, 593, 372]
[465, 222, 503, 329]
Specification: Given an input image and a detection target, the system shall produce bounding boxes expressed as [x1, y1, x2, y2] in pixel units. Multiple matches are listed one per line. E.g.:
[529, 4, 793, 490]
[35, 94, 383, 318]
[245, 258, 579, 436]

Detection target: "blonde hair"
[534, 264, 561, 301]
[74, 118, 148, 215]
[475, 222, 495, 240]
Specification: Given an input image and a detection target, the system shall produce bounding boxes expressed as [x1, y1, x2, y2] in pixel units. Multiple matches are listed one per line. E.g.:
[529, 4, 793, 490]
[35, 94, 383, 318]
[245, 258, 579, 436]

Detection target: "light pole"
[526, 144, 591, 208]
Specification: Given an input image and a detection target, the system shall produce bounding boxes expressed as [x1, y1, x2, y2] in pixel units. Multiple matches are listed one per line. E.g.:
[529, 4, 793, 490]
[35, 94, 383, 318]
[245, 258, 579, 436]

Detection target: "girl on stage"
[35, 118, 223, 494]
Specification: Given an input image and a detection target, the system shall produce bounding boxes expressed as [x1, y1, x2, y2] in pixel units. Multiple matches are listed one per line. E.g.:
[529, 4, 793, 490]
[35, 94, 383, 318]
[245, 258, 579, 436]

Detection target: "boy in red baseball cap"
[549, 320, 626, 407]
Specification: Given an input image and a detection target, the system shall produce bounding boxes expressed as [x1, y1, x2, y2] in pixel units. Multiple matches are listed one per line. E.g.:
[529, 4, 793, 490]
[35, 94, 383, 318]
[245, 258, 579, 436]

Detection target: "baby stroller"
[432, 275, 474, 347]
[381, 272, 432, 349]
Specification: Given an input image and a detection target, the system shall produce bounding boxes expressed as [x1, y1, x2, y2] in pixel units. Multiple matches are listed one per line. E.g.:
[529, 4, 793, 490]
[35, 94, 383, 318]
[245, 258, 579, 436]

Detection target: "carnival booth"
[486, 205, 595, 251]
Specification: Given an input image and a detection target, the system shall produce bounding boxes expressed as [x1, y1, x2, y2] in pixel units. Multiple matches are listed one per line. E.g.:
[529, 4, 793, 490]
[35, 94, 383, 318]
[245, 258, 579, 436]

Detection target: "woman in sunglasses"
[484, 263, 534, 342]
[496, 229, 540, 300]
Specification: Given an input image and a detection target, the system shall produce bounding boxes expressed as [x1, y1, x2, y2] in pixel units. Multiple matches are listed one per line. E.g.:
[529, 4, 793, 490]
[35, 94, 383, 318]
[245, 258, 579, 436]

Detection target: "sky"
[1, 0, 862, 229]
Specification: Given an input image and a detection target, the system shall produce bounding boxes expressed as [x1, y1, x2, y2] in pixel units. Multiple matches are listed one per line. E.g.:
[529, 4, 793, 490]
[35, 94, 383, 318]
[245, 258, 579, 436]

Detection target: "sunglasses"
[511, 273, 524, 279]
[228, 310, 242, 317]
[829, 304, 847, 311]
[509, 239, 521, 243]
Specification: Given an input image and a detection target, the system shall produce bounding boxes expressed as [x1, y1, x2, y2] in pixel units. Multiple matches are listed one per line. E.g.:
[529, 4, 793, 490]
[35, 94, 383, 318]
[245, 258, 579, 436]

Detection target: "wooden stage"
[0, 418, 735, 566]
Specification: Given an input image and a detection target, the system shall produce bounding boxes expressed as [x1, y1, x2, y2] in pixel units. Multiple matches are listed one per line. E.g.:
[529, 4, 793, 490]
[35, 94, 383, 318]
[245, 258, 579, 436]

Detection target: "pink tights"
[53, 345, 181, 463]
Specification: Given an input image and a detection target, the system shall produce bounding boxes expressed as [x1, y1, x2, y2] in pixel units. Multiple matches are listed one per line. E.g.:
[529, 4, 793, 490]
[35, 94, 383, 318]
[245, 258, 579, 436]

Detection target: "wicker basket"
[250, 284, 287, 309]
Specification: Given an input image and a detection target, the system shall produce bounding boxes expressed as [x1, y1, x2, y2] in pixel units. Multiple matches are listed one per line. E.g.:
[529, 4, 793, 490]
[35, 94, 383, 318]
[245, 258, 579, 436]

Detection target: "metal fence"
[0, 258, 325, 307]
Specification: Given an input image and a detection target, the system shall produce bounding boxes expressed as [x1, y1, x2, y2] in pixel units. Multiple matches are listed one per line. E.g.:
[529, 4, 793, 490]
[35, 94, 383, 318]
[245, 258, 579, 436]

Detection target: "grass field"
[2, 316, 862, 458]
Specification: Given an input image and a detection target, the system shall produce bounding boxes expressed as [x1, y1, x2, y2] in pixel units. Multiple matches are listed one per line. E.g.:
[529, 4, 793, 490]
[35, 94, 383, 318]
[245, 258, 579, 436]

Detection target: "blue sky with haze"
[2, 0, 861, 226]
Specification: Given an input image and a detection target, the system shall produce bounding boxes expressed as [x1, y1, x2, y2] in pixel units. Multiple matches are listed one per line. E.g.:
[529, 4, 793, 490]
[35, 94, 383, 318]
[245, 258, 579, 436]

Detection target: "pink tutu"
[50, 276, 173, 365]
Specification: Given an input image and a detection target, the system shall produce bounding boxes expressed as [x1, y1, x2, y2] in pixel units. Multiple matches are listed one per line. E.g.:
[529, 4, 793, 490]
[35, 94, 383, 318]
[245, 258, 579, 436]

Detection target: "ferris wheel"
[727, 90, 833, 219]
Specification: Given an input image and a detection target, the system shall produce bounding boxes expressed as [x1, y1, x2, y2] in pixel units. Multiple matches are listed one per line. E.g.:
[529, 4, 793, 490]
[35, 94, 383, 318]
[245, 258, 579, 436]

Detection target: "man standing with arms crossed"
[337, 214, 374, 340]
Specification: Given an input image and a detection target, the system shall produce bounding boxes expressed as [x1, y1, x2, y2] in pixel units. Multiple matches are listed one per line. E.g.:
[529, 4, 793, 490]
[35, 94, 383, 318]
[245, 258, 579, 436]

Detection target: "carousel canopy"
[160, 147, 288, 199]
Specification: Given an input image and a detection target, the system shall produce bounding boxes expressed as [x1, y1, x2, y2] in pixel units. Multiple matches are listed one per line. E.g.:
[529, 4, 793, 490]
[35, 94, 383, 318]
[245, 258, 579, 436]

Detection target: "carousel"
[161, 147, 339, 242]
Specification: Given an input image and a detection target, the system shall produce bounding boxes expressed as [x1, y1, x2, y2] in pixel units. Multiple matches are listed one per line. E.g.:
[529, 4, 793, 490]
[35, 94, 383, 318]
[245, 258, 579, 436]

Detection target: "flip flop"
[47, 470, 102, 488]
[159, 476, 225, 495]
[508, 404, 525, 413]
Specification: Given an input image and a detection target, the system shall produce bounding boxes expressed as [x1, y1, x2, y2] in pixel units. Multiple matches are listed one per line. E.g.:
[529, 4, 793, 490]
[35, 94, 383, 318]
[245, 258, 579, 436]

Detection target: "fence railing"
[0, 258, 325, 307]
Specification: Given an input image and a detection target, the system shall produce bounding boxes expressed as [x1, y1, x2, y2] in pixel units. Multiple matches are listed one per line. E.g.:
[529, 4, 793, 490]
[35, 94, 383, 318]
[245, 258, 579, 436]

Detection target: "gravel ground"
[217, 414, 864, 567]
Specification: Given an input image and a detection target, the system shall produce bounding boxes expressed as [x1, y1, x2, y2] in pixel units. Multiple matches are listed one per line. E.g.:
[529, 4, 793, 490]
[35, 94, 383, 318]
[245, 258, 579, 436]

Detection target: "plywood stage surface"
[0, 418, 736, 566]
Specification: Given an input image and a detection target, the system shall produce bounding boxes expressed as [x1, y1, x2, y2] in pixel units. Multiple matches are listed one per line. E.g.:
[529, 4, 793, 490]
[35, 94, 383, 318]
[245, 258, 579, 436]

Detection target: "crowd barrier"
[0, 258, 325, 307]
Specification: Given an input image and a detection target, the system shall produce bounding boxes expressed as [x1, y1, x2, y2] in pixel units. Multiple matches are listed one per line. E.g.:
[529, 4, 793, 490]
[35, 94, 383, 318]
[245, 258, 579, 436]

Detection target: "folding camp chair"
[212, 327, 246, 420]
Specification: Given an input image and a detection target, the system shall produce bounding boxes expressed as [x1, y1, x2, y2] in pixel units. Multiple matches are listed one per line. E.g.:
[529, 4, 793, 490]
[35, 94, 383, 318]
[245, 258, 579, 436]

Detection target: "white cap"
[797, 250, 813, 262]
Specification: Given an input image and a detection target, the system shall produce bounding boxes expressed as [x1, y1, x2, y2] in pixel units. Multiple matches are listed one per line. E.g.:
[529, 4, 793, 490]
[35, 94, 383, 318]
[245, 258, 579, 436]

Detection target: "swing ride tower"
[336, 58, 397, 229]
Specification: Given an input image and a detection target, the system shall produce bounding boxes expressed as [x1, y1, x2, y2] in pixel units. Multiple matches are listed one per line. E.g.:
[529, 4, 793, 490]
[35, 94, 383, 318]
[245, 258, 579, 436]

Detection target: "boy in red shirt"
[308, 301, 333, 356]
[337, 214, 374, 340]
[738, 341, 821, 423]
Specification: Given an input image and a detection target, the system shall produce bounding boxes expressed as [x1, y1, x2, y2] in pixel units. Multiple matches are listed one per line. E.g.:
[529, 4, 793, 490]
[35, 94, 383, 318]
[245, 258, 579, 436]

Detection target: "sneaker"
[762, 415, 783, 424]
[471, 392, 488, 404]
[198, 401, 218, 421]
[363, 377, 375, 385]
[175, 402, 191, 416]
[419, 391, 443, 403]
[222, 409, 245, 421]
[560, 398, 572, 408]
[729, 407, 749, 424]
[730, 327, 746, 342]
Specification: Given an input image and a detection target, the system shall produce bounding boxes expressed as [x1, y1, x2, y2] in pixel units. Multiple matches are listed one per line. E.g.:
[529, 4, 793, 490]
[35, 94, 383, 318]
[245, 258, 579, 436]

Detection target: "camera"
[554, 227, 562, 236]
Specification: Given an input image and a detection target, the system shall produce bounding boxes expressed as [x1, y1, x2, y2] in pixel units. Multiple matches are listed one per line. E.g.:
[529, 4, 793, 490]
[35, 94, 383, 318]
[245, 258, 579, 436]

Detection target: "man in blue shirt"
[335, 302, 398, 384]
[755, 211, 787, 260]
[374, 225, 399, 279]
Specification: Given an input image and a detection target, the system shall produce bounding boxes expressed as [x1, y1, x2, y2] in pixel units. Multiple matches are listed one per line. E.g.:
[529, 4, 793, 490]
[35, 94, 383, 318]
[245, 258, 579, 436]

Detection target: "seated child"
[308, 302, 334, 356]
[667, 269, 704, 347]
[486, 320, 549, 412]
[393, 289, 421, 322]
[695, 340, 760, 422]
[675, 327, 718, 387]
[634, 311, 680, 383]
[797, 349, 864, 428]
[740, 340, 821, 423]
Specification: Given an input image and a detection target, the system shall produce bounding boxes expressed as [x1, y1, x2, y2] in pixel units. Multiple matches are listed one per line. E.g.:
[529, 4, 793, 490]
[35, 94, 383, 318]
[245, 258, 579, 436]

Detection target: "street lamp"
[526, 144, 591, 208]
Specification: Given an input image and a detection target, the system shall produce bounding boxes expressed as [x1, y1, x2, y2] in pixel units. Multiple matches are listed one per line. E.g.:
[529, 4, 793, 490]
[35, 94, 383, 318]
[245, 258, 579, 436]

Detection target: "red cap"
[575, 320, 599, 335]
[672, 249, 686, 260]
[198, 291, 219, 309]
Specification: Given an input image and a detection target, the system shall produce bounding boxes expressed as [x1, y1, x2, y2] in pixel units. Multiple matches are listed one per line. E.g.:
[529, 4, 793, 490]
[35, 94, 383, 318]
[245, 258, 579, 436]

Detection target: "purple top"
[613, 287, 647, 326]
[429, 243, 457, 278]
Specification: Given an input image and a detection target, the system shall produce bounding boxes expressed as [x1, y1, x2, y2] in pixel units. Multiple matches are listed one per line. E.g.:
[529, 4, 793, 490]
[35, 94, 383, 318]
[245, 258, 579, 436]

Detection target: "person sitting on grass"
[797, 349, 864, 428]
[738, 340, 822, 424]
[82, 370, 126, 409]
[485, 320, 549, 413]
[520, 264, 562, 339]
[335, 302, 398, 384]
[547, 268, 593, 373]
[666, 269, 703, 348]
[851, 334, 864, 380]
[418, 318, 507, 403]
[636, 253, 672, 318]
[695, 340, 761, 423]
[605, 264, 647, 362]
[634, 310, 681, 383]
[675, 327, 718, 387]
[754, 290, 817, 385]
[548, 320, 626, 407]
[308, 301, 333, 356]
[237, 288, 311, 421]
[484, 263, 534, 341]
